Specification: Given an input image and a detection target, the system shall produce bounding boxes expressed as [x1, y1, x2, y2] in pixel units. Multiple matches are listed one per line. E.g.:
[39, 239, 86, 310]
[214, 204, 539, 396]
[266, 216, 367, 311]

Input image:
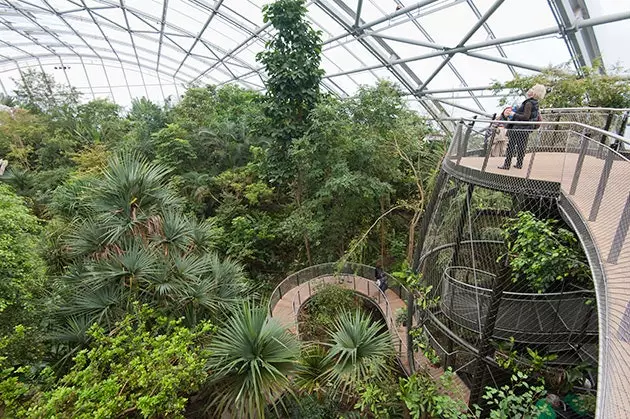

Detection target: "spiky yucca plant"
[325, 310, 394, 395]
[205, 302, 300, 418]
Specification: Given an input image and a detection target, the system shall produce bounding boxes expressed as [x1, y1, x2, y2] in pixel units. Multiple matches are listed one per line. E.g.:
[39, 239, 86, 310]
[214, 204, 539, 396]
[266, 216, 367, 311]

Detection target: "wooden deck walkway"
[459, 152, 630, 418]
[270, 274, 471, 403]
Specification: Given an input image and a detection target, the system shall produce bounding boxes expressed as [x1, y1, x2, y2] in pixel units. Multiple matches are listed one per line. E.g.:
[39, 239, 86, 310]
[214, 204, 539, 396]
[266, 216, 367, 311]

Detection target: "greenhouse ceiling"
[1, 0, 629, 120]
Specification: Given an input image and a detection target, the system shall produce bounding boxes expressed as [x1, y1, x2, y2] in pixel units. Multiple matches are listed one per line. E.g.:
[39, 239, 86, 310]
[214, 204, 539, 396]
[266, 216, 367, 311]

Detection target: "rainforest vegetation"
[0, 0, 626, 417]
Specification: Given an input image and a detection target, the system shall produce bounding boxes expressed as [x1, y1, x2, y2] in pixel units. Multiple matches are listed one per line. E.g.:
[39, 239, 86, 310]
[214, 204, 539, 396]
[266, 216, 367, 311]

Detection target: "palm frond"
[206, 302, 300, 418]
[295, 344, 334, 396]
[325, 310, 394, 394]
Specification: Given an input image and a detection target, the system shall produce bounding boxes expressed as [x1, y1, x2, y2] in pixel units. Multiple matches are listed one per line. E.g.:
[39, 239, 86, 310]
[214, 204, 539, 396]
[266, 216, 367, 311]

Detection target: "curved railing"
[444, 118, 630, 418]
[268, 262, 411, 372]
[441, 266, 597, 343]
[539, 107, 629, 137]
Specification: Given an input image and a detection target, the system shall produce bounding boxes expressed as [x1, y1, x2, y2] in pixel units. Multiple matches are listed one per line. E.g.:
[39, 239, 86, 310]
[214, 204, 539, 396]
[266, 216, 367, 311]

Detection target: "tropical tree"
[0, 184, 47, 365]
[325, 310, 394, 395]
[12, 69, 80, 116]
[205, 302, 300, 418]
[493, 63, 630, 108]
[49, 154, 248, 344]
[256, 0, 324, 158]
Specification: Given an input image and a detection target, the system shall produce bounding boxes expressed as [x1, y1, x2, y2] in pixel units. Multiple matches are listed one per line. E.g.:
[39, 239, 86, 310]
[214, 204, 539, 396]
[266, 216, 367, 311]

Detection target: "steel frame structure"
[1, 1, 629, 121]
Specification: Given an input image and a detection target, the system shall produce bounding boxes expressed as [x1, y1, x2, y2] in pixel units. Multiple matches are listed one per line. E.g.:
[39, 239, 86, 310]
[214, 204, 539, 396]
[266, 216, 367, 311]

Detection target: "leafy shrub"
[355, 380, 401, 418]
[397, 369, 467, 419]
[479, 371, 547, 419]
[278, 393, 340, 419]
[299, 283, 360, 341]
[502, 212, 591, 292]
[0, 184, 47, 360]
[26, 305, 213, 418]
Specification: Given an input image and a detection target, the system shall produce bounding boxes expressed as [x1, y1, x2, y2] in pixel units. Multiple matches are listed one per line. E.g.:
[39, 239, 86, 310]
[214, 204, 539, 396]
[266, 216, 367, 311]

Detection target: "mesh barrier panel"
[422, 115, 630, 417]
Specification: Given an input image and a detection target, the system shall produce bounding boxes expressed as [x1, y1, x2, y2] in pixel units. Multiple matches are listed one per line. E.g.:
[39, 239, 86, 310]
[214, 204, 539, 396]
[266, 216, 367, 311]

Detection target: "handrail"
[443, 117, 630, 417]
[442, 118, 630, 145]
[268, 262, 409, 316]
[541, 107, 630, 113]
[444, 266, 595, 298]
[268, 263, 410, 373]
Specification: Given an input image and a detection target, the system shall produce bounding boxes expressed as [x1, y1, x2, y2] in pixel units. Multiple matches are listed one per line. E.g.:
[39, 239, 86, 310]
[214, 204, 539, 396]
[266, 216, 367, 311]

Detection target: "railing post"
[481, 114, 497, 172]
[589, 150, 614, 221]
[457, 120, 475, 165]
[570, 136, 590, 195]
[298, 290, 301, 306]
[607, 192, 630, 264]
[619, 111, 629, 137]
[525, 129, 542, 179]
[601, 112, 614, 144]
[308, 281, 312, 297]
[452, 122, 463, 159]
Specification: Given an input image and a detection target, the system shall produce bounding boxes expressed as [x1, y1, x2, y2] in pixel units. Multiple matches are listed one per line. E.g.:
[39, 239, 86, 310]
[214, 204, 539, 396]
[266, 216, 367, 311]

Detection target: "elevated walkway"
[268, 262, 470, 401]
[445, 118, 630, 418]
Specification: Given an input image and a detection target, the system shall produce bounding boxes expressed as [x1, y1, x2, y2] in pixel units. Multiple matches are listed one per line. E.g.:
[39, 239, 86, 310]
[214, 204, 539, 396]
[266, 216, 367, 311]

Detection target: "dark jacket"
[507, 98, 539, 130]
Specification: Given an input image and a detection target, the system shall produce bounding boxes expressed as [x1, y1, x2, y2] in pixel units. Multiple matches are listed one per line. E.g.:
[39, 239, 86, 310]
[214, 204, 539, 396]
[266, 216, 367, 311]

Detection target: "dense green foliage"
[503, 212, 591, 292]
[2, 306, 213, 418]
[299, 283, 361, 341]
[0, 185, 46, 337]
[494, 63, 630, 108]
[398, 370, 468, 419]
[1, 0, 603, 416]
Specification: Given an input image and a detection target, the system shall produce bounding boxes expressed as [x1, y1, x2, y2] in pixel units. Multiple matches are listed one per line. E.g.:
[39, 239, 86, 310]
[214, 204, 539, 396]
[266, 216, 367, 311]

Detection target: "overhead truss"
[0, 0, 628, 121]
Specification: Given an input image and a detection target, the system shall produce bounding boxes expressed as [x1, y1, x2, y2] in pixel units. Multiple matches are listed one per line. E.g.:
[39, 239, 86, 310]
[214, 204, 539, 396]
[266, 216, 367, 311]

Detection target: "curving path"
[269, 268, 470, 403]
[449, 121, 630, 418]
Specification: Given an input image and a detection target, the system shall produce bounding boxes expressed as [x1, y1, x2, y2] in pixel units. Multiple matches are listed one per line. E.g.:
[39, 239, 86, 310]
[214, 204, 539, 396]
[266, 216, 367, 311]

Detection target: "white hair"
[528, 84, 547, 100]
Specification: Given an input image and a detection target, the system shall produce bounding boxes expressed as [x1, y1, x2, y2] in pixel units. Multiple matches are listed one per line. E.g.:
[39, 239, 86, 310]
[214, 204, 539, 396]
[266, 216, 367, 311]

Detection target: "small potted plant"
[395, 308, 408, 327]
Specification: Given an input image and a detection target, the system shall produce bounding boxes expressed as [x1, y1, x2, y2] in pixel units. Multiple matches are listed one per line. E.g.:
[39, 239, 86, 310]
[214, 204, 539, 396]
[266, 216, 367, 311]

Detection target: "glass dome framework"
[1, 0, 629, 126]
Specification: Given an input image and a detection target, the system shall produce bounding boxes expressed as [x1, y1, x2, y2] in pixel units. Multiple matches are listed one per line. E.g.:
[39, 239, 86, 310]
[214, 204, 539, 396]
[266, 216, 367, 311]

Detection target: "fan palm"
[325, 310, 394, 395]
[205, 302, 300, 418]
[53, 154, 249, 346]
[295, 344, 334, 399]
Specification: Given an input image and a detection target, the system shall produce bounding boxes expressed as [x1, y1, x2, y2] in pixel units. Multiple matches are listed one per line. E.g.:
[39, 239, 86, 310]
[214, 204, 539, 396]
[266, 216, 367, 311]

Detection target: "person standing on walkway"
[498, 84, 546, 170]
[375, 266, 388, 292]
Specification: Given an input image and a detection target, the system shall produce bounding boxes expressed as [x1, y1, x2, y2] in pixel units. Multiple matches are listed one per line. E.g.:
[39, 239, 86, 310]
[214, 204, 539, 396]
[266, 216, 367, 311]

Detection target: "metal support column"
[468, 263, 511, 407]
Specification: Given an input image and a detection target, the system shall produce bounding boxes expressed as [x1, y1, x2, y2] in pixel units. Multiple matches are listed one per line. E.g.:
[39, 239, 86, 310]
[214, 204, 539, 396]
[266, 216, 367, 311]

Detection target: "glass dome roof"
[1, 0, 629, 120]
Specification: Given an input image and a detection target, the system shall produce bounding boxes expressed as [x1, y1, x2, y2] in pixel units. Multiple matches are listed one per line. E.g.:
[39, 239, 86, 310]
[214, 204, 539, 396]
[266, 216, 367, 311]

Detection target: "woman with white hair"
[498, 84, 546, 170]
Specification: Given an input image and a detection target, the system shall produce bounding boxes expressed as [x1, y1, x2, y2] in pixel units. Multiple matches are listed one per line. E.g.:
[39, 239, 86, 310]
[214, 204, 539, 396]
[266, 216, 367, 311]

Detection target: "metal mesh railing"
[268, 262, 410, 373]
[440, 117, 630, 418]
[540, 107, 629, 138]
[441, 266, 596, 342]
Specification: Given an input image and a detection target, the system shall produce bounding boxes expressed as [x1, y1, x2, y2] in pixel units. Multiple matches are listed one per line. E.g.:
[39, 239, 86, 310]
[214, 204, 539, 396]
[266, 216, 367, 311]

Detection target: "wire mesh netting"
[416, 116, 630, 416]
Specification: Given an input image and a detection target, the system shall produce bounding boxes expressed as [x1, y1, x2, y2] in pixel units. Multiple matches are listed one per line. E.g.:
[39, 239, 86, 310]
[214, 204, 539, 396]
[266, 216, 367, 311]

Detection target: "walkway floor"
[460, 152, 630, 418]
[270, 274, 471, 403]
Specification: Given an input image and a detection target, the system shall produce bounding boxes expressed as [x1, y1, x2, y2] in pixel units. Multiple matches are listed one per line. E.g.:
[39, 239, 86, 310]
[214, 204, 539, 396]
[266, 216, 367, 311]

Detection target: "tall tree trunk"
[407, 210, 421, 265]
[380, 197, 386, 264]
[295, 170, 312, 265]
